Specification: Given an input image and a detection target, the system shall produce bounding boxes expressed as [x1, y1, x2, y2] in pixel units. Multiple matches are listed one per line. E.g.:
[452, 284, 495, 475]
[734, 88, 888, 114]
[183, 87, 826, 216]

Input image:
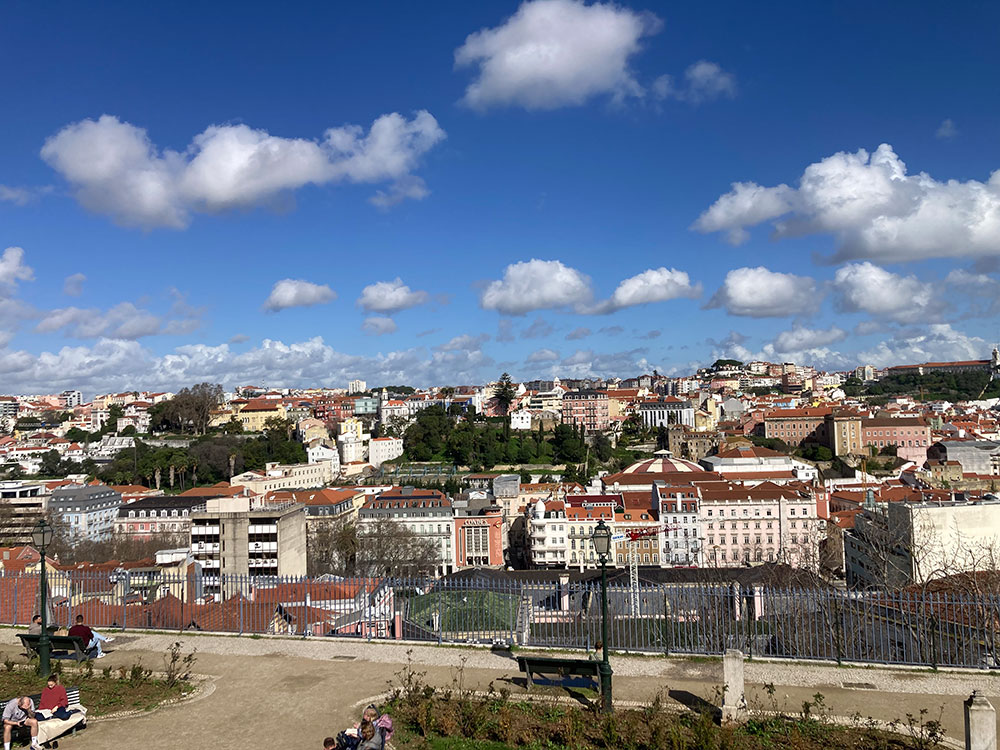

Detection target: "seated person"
[3, 696, 40, 750]
[39, 674, 72, 721]
[27, 615, 42, 636]
[67, 615, 113, 658]
[355, 719, 383, 750]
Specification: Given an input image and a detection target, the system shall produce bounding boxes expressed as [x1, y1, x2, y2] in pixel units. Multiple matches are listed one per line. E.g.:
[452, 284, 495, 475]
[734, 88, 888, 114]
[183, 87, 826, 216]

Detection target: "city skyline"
[3, 1, 1000, 393]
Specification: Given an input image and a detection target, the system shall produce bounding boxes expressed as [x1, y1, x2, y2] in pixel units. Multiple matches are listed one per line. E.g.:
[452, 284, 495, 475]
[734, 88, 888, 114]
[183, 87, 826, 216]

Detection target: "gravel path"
[0, 627, 995, 748]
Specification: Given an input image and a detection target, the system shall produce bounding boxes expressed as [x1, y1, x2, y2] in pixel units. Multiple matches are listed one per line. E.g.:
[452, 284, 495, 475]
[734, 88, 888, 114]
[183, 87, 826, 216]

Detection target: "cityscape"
[2, 1, 1000, 748]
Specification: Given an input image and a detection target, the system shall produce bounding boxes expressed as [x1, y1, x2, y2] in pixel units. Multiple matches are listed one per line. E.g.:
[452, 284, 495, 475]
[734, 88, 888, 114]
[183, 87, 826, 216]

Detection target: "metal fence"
[4, 570, 999, 669]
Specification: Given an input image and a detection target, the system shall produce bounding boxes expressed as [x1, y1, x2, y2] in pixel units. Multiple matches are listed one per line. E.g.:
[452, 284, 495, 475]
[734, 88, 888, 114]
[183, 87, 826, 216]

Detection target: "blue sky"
[2, 0, 1000, 394]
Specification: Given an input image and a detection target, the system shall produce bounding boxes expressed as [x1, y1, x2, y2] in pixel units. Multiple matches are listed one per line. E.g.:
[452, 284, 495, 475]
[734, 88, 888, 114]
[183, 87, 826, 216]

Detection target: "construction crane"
[614, 525, 678, 616]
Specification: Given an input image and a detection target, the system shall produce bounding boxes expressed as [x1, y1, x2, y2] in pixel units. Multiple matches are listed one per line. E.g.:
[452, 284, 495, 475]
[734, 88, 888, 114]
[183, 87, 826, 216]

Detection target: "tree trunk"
[192, 464, 198, 486]
[169, 464, 175, 488]
[228, 454, 236, 478]
[154, 466, 161, 490]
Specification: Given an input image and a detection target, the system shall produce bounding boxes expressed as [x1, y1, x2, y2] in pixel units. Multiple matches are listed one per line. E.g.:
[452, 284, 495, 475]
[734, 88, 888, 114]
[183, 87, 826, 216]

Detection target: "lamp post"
[30, 519, 54, 678]
[590, 519, 613, 713]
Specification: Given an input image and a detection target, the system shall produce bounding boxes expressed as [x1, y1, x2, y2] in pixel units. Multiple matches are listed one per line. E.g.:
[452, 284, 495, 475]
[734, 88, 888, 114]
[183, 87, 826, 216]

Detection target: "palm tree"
[494, 372, 517, 440]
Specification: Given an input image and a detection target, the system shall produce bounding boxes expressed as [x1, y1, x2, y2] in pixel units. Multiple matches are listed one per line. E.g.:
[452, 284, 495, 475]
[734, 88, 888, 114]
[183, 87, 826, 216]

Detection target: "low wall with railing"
[3, 571, 997, 669]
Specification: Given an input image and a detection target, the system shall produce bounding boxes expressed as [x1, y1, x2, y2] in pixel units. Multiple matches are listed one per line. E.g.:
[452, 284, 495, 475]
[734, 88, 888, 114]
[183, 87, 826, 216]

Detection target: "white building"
[527, 498, 569, 568]
[656, 484, 702, 566]
[230, 460, 338, 494]
[49, 484, 122, 542]
[509, 409, 533, 431]
[348, 379, 367, 395]
[368, 437, 403, 468]
[699, 445, 818, 484]
[59, 390, 83, 408]
[638, 397, 696, 429]
[306, 444, 341, 476]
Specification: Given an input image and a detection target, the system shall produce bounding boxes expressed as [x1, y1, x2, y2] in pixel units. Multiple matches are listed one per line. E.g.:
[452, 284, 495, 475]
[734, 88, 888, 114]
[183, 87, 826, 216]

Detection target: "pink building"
[561, 390, 610, 434]
[860, 416, 930, 463]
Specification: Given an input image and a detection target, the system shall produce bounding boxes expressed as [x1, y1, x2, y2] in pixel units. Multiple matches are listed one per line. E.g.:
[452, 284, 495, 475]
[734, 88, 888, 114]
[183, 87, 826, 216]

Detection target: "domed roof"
[621, 451, 705, 474]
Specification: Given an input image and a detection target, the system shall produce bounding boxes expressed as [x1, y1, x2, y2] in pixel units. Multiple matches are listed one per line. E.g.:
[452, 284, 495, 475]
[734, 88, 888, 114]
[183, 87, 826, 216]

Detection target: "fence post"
[965, 690, 996, 750]
[239, 576, 244, 635]
[437, 584, 443, 645]
[721, 649, 747, 723]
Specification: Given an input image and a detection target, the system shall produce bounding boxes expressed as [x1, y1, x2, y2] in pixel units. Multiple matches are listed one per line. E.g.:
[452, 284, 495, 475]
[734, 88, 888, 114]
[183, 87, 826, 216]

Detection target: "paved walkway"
[2, 629, 997, 749]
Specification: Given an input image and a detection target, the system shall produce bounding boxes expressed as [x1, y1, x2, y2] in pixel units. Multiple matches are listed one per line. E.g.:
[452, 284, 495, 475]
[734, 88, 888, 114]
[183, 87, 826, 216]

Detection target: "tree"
[493, 373, 517, 440]
[593, 433, 613, 462]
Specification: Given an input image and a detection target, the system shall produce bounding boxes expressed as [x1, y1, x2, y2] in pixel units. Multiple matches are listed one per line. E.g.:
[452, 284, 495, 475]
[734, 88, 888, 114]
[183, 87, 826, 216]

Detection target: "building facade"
[49, 484, 122, 542]
[638, 397, 695, 429]
[561, 390, 610, 434]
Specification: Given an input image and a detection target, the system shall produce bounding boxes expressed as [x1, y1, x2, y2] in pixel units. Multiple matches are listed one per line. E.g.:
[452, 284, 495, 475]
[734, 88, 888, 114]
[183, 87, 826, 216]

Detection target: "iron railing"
[3, 570, 999, 669]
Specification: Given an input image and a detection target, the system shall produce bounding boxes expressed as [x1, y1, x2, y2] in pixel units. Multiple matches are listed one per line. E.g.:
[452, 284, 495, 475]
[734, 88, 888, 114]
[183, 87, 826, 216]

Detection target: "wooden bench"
[17, 634, 91, 662]
[3, 686, 87, 745]
[515, 655, 601, 691]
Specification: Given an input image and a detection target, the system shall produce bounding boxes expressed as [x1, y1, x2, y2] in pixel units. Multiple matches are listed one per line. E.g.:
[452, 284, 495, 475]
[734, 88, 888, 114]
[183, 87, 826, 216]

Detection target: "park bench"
[2, 686, 87, 745]
[515, 654, 601, 691]
[17, 634, 91, 663]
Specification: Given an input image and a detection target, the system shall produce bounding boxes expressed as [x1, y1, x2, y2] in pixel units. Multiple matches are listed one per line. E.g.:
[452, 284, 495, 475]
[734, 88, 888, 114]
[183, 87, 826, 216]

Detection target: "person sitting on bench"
[3, 696, 41, 750]
[39, 674, 72, 721]
[27, 615, 42, 636]
[68, 615, 113, 659]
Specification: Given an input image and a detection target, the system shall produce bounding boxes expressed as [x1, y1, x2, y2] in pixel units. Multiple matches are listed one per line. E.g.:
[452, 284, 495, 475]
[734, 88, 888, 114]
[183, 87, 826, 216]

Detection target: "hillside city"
[3, 349, 1000, 609]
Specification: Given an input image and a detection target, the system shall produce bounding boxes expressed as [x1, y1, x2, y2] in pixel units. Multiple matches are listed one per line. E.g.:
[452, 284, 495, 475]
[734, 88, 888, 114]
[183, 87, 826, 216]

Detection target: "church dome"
[621, 451, 705, 474]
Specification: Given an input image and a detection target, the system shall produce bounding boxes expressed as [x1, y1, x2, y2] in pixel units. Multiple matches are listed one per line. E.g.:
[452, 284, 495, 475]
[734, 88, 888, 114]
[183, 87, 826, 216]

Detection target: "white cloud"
[707, 266, 820, 317]
[0, 247, 34, 291]
[263, 279, 336, 312]
[859, 324, 987, 369]
[361, 316, 398, 336]
[357, 277, 430, 314]
[936, 118, 957, 139]
[229, 333, 250, 344]
[833, 262, 940, 323]
[35, 302, 163, 339]
[41, 112, 446, 229]
[771, 325, 847, 352]
[565, 326, 591, 340]
[692, 182, 795, 245]
[63, 273, 86, 297]
[526, 347, 560, 362]
[369, 176, 430, 209]
[496, 319, 515, 342]
[693, 143, 1000, 262]
[588, 266, 701, 313]
[0, 336, 494, 394]
[435, 333, 490, 352]
[455, 0, 659, 110]
[481, 259, 593, 315]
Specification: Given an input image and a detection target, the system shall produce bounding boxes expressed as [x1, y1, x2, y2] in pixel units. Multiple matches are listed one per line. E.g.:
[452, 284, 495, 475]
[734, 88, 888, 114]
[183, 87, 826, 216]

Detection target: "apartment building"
[656, 484, 702, 566]
[561, 390, 610, 434]
[230, 459, 338, 494]
[358, 488, 454, 576]
[0, 481, 49, 544]
[368, 437, 403, 468]
[190, 496, 307, 597]
[452, 493, 505, 568]
[763, 407, 832, 447]
[49, 484, 122, 542]
[638, 396, 696, 429]
[115, 496, 204, 539]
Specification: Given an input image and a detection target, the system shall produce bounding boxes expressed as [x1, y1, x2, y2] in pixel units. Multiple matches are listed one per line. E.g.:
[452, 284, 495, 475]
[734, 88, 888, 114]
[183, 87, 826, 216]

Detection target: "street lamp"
[590, 519, 613, 713]
[30, 519, 54, 678]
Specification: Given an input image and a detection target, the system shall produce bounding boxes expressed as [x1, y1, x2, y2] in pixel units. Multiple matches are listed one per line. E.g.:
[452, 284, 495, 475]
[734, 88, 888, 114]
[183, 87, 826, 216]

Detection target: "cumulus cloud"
[936, 119, 957, 139]
[565, 327, 591, 340]
[0, 336, 495, 394]
[639, 329, 662, 340]
[526, 347, 560, 363]
[771, 325, 847, 352]
[521, 317, 554, 339]
[0, 247, 34, 291]
[41, 112, 446, 229]
[599, 325, 624, 336]
[455, 0, 659, 110]
[859, 324, 988, 368]
[361, 316, 398, 336]
[357, 277, 430, 314]
[35, 302, 164, 339]
[435, 333, 490, 352]
[496, 319, 515, 342]
[832, 262, 941, 323]
[693, 143, 1000, 262]
[587, 266, 701, 313]
[63, 273, 86, 297]
[263, 279, 336, 312]
[481, 259, 593, 315]
[707, 266, 820, 317]
[0, 186, 38, 206]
